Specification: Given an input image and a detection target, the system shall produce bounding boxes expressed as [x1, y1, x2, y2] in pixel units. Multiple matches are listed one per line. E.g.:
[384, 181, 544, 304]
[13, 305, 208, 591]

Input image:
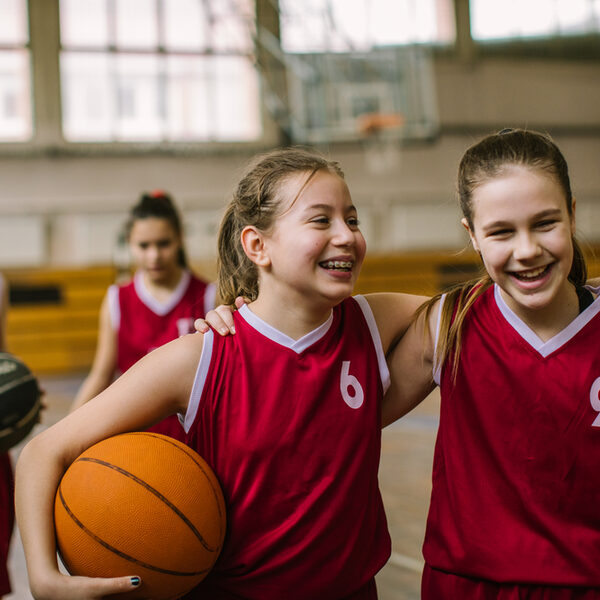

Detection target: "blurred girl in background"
[70, 191, 215, 441]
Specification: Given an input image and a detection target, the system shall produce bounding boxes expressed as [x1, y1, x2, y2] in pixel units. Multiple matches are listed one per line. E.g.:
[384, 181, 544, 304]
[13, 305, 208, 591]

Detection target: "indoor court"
[1, 0, 600, 598]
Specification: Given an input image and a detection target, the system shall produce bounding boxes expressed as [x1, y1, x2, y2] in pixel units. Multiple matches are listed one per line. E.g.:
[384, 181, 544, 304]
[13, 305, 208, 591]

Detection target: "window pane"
[60, 0, 108, 48]
[114, 54, 162, 140]
[213, 56, 261, 140]
[59, 0, 262, 143]
[166, 56, 211, 140]
[163, 0, 206, 51]
[166, 55, 261, 141]
[0, 50, 32, 141]
[471, 0, 600, 40]
[0, 0, 28, 45]
[61, 52, 113, 141]
[280, 0, 454, 52]
[115, 0, 158, 49]
[210, 0, 255, 52]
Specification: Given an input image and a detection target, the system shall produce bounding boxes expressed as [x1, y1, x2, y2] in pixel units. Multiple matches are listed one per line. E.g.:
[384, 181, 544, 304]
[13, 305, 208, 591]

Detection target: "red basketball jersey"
[184, 296, 391, 599]
[109, 270, 215, 373]
[424, 284, 600, 586]
[109, 270, 215, 440]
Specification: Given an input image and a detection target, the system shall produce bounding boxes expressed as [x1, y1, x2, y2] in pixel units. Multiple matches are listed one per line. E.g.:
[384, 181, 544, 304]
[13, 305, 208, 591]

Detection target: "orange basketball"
[54, 432, 226, 600]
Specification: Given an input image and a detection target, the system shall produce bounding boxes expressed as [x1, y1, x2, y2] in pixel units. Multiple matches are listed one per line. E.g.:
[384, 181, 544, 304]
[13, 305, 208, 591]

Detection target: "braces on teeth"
[325, 261, 352, 269]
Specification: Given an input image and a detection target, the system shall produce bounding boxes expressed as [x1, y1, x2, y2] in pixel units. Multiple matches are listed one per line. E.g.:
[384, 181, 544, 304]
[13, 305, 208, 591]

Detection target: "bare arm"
[363, 292, 428, 354]
[70, 293, 118, 412]
[15, 333, 203, 599]
[381, 302, 439, 427]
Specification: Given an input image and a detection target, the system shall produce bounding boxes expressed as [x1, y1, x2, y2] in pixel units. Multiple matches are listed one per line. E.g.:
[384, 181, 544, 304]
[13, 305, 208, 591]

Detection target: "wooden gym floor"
[7, 374, 440, 600]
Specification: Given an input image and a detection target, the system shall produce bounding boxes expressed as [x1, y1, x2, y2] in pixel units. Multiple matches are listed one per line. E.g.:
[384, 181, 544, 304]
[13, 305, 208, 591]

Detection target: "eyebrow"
[483, 208, 562, 230]
[303, 203, 358, 212]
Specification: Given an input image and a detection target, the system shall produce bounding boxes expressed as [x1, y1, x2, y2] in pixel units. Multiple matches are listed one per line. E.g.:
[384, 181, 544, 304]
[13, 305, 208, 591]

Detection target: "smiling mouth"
[510, 264, 551, 281]
[319, 260, 353, 272]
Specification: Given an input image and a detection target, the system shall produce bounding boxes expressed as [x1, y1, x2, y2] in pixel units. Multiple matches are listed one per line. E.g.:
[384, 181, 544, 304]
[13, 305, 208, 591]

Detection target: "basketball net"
[357, 112, 404, 175]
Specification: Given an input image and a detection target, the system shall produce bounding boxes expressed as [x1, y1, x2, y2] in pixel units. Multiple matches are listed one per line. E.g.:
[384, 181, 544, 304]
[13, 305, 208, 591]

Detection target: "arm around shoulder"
[363, 292, 429, 354]
[381, 299, 439, 427]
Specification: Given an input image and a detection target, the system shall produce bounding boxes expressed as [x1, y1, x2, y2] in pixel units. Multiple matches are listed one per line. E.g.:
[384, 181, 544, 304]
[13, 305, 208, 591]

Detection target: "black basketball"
[0, 353, 41, 453]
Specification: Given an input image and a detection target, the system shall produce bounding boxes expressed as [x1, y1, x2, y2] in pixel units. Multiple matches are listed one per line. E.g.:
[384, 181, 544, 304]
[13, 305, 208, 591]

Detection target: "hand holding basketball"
[29, 571, 143, 600]
[54, 432, 226, 599]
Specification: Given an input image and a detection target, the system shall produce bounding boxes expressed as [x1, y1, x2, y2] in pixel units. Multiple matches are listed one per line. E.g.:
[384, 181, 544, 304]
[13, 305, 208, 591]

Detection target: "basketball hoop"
[357, 112, 405, 175]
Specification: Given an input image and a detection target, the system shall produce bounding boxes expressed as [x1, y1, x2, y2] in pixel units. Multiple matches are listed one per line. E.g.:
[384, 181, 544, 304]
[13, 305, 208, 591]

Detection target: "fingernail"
[131, 577, 141, 587]
[230, 326, 236, 334]
[219, 327, 228, 335]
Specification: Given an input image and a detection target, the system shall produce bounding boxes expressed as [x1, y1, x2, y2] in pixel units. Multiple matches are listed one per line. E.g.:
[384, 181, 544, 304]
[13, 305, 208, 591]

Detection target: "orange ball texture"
[54, 432, 226, 600]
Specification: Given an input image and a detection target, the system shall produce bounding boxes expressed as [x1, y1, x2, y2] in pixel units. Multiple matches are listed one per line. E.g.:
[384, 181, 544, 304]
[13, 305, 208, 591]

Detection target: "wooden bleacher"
[4, 266, 116, 374]
[4, 247, 600, 375]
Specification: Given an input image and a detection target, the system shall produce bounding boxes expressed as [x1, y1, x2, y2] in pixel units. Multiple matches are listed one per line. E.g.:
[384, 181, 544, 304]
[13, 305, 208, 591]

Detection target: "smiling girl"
[385, 129, 600, 598]
[16, 149, 422, 599]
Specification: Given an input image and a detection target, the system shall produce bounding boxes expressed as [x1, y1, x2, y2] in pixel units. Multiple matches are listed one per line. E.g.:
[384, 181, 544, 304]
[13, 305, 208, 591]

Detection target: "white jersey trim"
[432, 295, 445, 386]
[134, 269, 191, 316]
[204, 282, 217, 314]
[107, 285, 120, 331]
[183, 329, 213, 433]
[494, 283, 600, 358]
[238, 303, 333, 354]
[353, 295, 391, 394]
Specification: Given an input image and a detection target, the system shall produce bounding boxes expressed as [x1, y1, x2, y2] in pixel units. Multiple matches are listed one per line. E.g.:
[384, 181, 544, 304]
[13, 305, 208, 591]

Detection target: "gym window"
[0, 0, 32, 142]
[59, 0, 262, 143]
[471, 0, 600, 41]
[278, 0, 456, 53]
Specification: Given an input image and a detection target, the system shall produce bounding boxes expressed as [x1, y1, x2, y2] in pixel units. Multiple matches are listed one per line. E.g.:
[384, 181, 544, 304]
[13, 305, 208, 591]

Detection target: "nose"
[513, 231, 542, 261]
[331, 219, 356, 246]
[146, 245, 160, 263]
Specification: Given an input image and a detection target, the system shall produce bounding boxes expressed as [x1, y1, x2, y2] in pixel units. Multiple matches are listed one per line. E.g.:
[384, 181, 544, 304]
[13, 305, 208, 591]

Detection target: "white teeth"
[515, 266, 547, 279]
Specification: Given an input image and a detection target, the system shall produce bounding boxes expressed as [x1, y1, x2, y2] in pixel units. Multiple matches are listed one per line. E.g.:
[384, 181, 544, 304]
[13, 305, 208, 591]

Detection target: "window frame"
[3, 0, 599, 158]
[450, 0, 600, 62]
[0, 0, 278, 157]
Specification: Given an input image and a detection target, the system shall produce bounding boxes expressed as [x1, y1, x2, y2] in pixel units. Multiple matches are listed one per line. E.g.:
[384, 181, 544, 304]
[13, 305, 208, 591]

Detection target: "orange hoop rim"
[357, 112, 405, 136]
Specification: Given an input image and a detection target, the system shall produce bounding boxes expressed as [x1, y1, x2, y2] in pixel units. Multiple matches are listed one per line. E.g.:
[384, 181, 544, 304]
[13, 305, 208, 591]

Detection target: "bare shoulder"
[362, 292, 429, 353]
[148, 331, 206, 374]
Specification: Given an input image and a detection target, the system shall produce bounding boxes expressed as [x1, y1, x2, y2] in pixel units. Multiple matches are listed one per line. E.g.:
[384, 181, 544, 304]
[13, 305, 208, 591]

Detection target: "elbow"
[16, 432, 44, 473]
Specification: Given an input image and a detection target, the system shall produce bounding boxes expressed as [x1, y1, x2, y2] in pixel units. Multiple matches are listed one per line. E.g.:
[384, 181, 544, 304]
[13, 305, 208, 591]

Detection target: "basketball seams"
[56, 487, 211, 577]
[75, 456, 219, 552]
[0, 373, 37, 397]
[0, 396, 41, 440]
[55, 432, 226, 596]
[123, 432, 226, 537]
[0, 354, 40, 452]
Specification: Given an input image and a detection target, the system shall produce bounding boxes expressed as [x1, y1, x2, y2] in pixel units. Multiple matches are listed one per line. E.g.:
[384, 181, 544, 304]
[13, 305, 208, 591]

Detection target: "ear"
[240, 226, 271, 267]
[461, 217, 480, 254]
[570, 197, 577, 236]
